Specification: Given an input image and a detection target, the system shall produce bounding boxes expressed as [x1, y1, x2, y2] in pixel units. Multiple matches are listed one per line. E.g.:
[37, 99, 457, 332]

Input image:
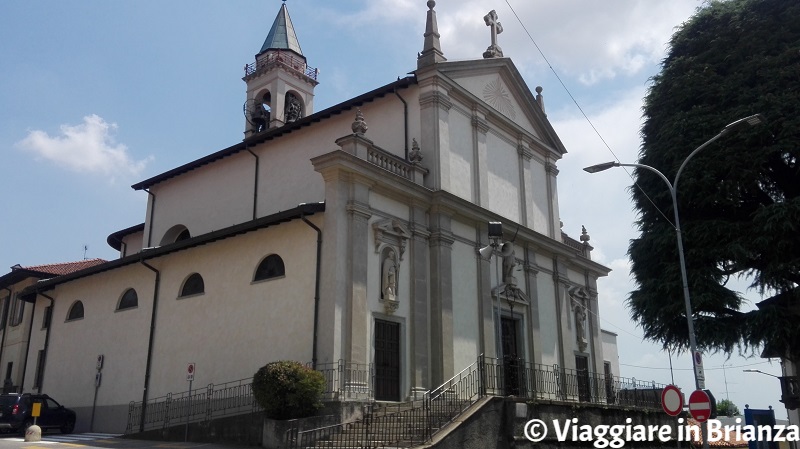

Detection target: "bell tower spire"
[242, 2, 319, 138]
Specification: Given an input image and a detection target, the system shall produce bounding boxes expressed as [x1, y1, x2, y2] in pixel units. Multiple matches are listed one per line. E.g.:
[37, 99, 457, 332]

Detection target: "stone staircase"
[291, 397, 472, 448]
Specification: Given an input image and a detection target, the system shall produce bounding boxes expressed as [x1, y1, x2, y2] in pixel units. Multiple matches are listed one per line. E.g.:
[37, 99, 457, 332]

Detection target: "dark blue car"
[0, 394, 76, 434]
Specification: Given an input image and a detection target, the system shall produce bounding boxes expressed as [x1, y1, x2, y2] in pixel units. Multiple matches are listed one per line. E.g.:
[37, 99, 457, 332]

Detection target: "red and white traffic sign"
[661, 384, 684, 417]
[688, 389, 711, 422]
[187, 363, 196, 381]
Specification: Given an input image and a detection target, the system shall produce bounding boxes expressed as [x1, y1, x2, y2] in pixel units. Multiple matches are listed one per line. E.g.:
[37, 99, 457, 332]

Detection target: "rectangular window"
[42, 306, 52, 329]
[33, 350, 45, 389]
[9, 294, 24, 327]
[0, 296, 8, 330]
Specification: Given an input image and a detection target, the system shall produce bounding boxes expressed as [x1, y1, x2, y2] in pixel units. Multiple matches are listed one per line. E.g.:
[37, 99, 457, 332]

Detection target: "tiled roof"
[685, 418, 749, 447]
[19, 259, 107, 276]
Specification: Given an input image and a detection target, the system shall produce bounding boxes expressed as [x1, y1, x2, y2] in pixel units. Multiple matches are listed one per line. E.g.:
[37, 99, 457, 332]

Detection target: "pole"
[185, 379, 192, 442]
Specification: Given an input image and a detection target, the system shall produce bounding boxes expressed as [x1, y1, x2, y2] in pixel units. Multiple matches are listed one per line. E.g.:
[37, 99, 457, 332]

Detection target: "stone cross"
[483, 10, 504, 58]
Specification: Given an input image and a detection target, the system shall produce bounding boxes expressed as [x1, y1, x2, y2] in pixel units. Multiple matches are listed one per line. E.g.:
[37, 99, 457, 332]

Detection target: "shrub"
[252, 360, 325, 420]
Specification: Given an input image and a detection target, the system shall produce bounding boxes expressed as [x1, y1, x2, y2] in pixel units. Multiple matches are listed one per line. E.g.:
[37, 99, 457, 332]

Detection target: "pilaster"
[428, 207, 455, 385]
[346, 183, 372, 365]
[472, 110, 490, 207]
[409, 203, 430, 398]
[419, 87, 452, 191]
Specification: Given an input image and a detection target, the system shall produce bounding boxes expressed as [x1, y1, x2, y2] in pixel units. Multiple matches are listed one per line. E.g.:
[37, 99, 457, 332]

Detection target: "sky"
[0, 0, 787, 417]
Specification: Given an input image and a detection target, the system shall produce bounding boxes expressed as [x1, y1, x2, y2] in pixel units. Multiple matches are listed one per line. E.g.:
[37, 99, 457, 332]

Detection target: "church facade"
[14, 2, 616, 433]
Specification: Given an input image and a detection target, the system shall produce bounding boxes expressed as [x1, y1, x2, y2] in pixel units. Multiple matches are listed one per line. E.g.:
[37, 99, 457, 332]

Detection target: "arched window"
[66, 301, 84, 321]
[117, 288, 138, 311]
[253, 254, 285, 282]
[180, 273, 205, 297]
[160, 225, 190, 245]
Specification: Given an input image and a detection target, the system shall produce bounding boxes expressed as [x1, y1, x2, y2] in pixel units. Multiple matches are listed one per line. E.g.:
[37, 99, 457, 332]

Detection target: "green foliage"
[252, 361, 325, 420]
[716, 399, 740, 417]
[630, 0, 800, 358]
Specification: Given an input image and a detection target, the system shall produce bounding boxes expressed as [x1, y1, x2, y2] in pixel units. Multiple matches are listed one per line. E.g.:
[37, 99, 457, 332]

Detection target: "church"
[8, 1, 619, 434]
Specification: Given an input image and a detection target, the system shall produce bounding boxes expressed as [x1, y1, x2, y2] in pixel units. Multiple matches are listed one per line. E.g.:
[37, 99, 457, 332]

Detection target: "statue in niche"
[285, 93, 302, 123]
[575, 301, 588, 351]
[501, 242, 516, 285]
[382, 248, 398, 304]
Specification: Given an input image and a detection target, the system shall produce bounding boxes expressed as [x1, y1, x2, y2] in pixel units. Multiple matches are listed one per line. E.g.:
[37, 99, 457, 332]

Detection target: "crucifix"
[483, 10, 504, 58]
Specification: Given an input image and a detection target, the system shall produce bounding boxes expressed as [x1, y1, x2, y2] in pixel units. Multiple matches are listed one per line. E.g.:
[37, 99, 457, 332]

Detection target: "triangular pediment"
[432, 58, 566, 156]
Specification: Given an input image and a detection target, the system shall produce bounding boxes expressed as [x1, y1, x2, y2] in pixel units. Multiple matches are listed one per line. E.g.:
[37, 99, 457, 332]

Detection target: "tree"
[629, 0, 800, 360]
[252, 361, 325, 420]
[716, 399, 741, 417]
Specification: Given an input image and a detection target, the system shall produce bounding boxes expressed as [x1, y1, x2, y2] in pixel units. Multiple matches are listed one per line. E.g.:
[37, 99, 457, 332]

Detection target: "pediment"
[433, 58, 566, 156]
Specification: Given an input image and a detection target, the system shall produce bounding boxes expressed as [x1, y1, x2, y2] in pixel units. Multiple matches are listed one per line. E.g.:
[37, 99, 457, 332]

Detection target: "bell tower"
[242, 2, 318, 137]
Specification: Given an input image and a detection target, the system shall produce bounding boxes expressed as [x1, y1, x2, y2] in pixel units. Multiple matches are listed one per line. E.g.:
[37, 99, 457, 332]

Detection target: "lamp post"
[743, 369, 779, 378]
[584, 114, 764, 388]
[585, 114, 764, 448]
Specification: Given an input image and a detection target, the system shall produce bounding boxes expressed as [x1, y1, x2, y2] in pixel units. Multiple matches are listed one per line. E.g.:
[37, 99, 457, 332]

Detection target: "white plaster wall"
[447, 108, 474, 202]
[601, 330, 620, 378]
[370, 194, 410, 222]
[121, 231, 144, 257]
[146, 221, 317, 397]
[40, 218, 318, 411]
[148, 152, 254, 247]
[2, 278, 38, 389]
[451, 240, 480, 372]
[486, 132, 520, 223]
[536, 274, 559, 367]
[42, 267, 154, 409]
[529, 159, 550, 235]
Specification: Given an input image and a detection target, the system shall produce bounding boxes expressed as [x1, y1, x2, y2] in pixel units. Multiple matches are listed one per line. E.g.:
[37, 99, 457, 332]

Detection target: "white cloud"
[428, 1, 698, 84]
[16, 114, 152, 181]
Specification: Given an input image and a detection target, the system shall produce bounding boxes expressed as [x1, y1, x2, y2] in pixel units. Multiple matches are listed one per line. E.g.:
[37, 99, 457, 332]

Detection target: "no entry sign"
[688, 389, 711, 422]
[661, 384, 683, 417]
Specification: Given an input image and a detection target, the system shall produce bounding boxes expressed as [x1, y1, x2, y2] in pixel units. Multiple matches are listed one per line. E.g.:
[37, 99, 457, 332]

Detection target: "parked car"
[0, 394, 76, 434]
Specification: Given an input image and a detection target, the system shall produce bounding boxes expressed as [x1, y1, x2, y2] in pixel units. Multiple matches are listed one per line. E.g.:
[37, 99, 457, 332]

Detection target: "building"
[14, 2, 619, 434]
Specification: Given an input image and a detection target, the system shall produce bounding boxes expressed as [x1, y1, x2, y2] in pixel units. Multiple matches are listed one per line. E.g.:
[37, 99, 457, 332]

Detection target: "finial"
[535, 86, 545, 114]
[418, 0, 446, 68]
[409, 138, 423, 164]
[482, 10, 504, 58]
[580, 225, 590, 244]
[352, 109, 368, 135]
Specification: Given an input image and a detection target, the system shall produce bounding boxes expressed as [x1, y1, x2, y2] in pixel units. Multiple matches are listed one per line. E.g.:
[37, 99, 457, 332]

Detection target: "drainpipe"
[246, 148, 259, 220]
[301, 213, 322, 369]
[394, 88, 409, 160]
[145, 189, 156, 247]
[36, 292, 55, 393]
[19, 292, 37, 393]
[0, 287, 11, 386]
[139, 260, 161, 433]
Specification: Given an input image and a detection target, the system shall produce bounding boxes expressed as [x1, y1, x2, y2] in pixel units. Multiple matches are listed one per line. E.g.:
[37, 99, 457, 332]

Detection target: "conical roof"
[259, 3, 303, 56]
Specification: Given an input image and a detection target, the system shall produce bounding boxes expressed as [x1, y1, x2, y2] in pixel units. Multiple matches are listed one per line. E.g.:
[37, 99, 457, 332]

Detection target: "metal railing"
[481, 356, 663, 408]
[125, 377, 260, 434]
[244, 50, 318, 81]
[286, 355, 664, 448]
[314, 360, 374, 401]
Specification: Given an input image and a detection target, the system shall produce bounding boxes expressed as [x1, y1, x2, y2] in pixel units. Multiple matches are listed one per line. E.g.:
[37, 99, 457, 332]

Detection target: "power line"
[620, 360, 776, 371]
[503, 0, 676, 228]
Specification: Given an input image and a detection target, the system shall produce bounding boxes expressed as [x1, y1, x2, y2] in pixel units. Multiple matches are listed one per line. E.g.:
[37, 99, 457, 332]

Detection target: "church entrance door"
[374, 319, 400, 401]
[500, 317, 523, 396]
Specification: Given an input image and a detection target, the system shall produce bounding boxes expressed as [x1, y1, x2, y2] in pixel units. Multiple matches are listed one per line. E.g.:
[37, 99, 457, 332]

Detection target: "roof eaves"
[131, 76, 417, 191]
[107, 223, 146, 251]
[19, 202, 325, 302]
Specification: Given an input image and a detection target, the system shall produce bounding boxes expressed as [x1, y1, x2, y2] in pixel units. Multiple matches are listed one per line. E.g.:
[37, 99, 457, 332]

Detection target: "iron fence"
[314, 360, 374, 401]
[244, 50, 318, 80]
[481, 356, 663, 408]
[125, 377, 260, 434]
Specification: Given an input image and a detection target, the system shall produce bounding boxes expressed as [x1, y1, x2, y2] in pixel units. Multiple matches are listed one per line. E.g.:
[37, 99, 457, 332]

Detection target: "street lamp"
[743, 369, 780, 378]
[584, 113, 764, 393]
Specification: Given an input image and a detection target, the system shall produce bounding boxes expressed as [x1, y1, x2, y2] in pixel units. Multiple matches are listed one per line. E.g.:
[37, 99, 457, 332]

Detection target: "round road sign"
[688, 389, 711, 422]
[661, 384, 683, 417]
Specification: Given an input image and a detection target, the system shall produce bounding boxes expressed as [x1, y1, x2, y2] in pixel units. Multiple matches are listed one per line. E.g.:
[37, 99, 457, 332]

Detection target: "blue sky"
[1, 0, 787, 416]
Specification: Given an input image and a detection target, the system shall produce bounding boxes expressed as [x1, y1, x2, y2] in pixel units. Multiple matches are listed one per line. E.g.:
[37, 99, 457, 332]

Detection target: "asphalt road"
[0, 432, 255, 449]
